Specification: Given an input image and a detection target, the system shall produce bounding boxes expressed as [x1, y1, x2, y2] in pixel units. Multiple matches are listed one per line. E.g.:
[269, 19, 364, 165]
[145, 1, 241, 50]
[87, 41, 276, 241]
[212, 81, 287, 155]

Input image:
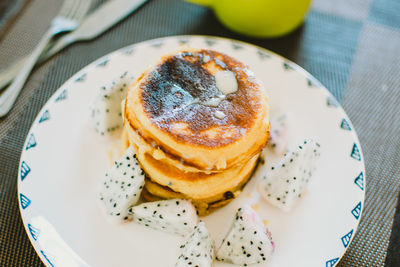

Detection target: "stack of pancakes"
[123, 49, 270, 215]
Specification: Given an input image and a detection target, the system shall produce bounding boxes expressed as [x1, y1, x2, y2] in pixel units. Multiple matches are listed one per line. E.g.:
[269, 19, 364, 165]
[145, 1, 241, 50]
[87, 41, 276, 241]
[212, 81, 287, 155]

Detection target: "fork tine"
[79, 1, 92, 18]
[66, 1, 80, 19]
[72, 0, 91, 21]
[70, 1, 83, 19]
[68, 0, 91, 21]
[59, 0, 77, 17]
[67, 1, 79, 18]
[58, 0, 89, 21]
[0, 0, 92, 117]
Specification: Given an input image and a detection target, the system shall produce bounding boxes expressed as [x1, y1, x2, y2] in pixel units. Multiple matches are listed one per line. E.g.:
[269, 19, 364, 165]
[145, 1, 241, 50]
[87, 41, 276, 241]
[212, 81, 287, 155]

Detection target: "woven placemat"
[0, 0, 30, 40]
[1, 0, 399, 266]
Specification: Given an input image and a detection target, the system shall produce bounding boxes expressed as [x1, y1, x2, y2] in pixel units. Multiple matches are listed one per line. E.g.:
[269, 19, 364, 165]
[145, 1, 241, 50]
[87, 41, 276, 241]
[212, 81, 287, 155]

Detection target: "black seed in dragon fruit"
[175, 222, 214, 267]
[90, 71, 134, 136]
[129, 199, 198, 236]
[216, 205, 274, 265]
[258, 139, 321, 211]
[98, 146, 145, 222]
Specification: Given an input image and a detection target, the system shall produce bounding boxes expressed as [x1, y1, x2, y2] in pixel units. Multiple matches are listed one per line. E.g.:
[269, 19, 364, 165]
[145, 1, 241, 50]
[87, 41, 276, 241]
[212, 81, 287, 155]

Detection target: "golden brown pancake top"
[140, 50, 264, 147]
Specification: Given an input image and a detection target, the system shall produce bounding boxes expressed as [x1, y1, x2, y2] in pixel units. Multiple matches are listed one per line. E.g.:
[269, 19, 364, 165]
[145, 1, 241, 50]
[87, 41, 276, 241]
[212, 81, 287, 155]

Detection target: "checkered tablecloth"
[1, 0, 399, 266]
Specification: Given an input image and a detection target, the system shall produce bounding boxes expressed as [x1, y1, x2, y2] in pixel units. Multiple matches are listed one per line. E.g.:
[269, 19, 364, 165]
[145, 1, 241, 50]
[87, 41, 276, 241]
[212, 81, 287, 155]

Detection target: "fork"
[0, 0, 91, 117]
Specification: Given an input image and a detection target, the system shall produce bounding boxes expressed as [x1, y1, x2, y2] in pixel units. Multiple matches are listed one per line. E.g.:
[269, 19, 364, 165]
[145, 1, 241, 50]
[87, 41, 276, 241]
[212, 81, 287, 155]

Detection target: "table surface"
[0, 0, 399, 266]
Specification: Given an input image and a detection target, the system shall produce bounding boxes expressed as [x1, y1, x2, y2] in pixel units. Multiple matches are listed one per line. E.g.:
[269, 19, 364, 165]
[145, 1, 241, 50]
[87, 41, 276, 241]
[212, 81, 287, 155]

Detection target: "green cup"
[186, 0, 312, 38]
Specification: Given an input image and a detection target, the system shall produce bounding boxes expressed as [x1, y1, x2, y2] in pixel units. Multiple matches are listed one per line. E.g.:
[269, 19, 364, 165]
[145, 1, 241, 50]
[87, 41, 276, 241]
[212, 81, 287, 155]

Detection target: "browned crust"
[137, 49, 264, 147]
[141, 151, 234, 181]
[126, 116, 269, 171]
[141, 158, 259, 216]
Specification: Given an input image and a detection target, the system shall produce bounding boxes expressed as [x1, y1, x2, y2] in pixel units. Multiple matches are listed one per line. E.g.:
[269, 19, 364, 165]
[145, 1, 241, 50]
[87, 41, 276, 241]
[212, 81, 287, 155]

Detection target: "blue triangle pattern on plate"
[231, 42, 244, 50]
[177, 38, 189, 44]
[97, 59, 109, 67]
[28, 223, 40, 241]
[340, 118, 352, 131]
[307, 78, 314, 87]
[151, 41, 164, 48]
[257, 50, 270, 60]
[25, 133, 36, 150]
[283, 62, 294, 70]
[38, 110, 50, 123]
[204, 38, 217, 46]
[351, 201, 362, 220]
[40, 250, 55, 267]
[20, 193, 31, 209]
[341, 229, 354, 248]
[75, 73, 86, 82]
[351, 143, 361, 161]
[306, 77, 323, 88]
[327, 95, 339, 107]
[354, 172, 364, 191]
[20, 161, 31, 181]
[121, 47, 135, 55]
[326, 257, 339, 267]
[55, 89, 67, 102]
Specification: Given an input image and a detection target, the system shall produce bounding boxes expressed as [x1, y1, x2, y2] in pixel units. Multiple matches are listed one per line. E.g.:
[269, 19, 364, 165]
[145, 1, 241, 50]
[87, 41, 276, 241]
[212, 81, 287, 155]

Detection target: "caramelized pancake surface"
[140, 50, 263, 147]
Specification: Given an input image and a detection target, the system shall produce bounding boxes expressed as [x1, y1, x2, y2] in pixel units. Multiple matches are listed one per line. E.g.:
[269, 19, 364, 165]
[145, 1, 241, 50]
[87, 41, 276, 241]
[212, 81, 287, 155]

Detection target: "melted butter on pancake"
[140, 50, 262, 147]
[201, 94, 225, 107]
[214, 110, 226, 119]
[215, 70, 238, 94]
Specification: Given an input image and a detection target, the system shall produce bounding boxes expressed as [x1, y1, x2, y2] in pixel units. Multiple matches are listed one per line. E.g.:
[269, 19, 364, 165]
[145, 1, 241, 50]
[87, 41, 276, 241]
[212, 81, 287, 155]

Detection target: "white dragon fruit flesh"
[90, 71, 134, 136]
[216, 205, 274, 266]
[99, 146, 145, 222]
[175, 222, 214, 267]
[129, 199, 198, 236]
[267, 112, 289, 155]
[258, 139, 321, 211]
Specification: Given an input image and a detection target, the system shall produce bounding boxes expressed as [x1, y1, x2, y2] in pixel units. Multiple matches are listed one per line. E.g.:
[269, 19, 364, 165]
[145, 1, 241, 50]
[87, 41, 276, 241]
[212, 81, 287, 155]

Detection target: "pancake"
[136, 151, 258, 200]
[122, 49, 270, 215]
[124, 49, 269, 171]
[124, 118, 267, 174]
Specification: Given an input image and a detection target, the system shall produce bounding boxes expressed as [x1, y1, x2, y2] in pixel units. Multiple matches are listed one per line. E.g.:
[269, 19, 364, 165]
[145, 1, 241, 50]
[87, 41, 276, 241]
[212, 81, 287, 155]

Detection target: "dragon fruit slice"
[90, 71, 134, 136]
[175, 222, 214, 267]
[216, 205, 274, 265]
[258, 139, 321, 211]
[267, 112, 289, 155]
[99, 146, 145, 222]
[129, 199, 198, 236]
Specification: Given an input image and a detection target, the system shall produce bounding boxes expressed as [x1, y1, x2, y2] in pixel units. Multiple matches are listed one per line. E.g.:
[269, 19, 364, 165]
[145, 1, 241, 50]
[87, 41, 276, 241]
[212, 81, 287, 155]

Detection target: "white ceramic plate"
[18, 36, 365, 267]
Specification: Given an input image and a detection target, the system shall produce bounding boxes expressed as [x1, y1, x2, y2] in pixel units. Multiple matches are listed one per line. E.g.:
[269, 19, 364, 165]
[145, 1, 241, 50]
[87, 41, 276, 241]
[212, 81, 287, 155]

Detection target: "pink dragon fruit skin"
[216, 205, 274, 266]
[175, 221, 214, 267]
